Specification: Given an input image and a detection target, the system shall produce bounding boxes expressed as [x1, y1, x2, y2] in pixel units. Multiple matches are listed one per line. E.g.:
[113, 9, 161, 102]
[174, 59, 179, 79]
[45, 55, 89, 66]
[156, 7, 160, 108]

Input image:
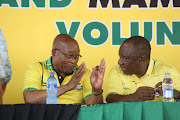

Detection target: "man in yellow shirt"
[23, 33, 105, 104]
[106, 36, 180, 102]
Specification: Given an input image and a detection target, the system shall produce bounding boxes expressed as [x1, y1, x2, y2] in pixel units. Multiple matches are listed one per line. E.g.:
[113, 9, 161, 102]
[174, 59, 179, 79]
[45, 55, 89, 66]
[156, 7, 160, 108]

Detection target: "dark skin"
[155, 82, 180, 100]
[117, 42, 149, 78]
[107, 40, 180, 103]
[24, 34, 106, 104]
[107, 42, 156, 102]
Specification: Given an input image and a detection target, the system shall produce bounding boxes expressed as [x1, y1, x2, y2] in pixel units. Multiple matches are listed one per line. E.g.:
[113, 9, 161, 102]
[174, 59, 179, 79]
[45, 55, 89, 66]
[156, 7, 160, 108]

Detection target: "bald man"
[23, 34, 105, 104]
[106, 36, 180, 103]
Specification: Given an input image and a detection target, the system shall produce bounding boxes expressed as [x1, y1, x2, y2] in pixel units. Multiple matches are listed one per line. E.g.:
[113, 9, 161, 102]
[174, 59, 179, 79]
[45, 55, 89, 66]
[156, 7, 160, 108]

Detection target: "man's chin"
[65, 72, 73, 76]
[65, 69, 74, 75]
[122, 70, 132, 75]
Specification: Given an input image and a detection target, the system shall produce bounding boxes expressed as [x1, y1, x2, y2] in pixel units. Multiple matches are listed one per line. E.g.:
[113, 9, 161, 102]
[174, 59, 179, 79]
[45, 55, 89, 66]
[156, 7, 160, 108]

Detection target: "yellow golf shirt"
[107, 58, 180, 101]
[23, 57, 92, 104]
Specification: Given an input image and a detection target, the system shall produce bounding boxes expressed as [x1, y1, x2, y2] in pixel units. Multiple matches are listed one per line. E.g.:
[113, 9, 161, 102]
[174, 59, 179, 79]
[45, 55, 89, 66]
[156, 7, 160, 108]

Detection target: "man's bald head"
[53, 33, 79, 51]
[122, 36, 151, 60]
[51, 34, 80, 77]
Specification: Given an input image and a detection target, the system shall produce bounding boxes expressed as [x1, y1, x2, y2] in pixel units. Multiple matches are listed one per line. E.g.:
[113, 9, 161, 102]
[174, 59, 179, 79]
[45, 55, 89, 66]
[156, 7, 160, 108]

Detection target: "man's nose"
[118, 57, 123, 65]
[69, 57, 77, 63]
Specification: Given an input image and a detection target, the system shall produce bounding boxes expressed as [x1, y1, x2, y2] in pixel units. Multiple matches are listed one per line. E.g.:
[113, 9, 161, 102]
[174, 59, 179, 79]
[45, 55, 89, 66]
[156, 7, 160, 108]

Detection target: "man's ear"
[52, 49, 56, 57]
[1, 85, 6, 96]
[139, 55, 146, 64]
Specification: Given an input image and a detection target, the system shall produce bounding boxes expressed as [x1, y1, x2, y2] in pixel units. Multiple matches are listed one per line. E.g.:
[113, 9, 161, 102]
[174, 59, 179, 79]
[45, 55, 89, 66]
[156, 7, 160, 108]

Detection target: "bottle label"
[163, 90, 173, 98]
[47, 83, 57, 88]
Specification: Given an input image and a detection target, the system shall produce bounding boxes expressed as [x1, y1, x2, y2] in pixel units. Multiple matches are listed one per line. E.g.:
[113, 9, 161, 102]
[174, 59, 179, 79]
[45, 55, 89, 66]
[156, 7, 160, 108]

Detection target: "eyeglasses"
[55, 48, 82, 60]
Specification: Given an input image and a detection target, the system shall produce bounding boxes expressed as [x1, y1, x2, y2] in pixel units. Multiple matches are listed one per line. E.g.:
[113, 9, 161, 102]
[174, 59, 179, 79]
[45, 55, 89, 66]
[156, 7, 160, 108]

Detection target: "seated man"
[0, 29, 12, 104]
[106, 36, 180, 102]
[23, 33, 105, 104]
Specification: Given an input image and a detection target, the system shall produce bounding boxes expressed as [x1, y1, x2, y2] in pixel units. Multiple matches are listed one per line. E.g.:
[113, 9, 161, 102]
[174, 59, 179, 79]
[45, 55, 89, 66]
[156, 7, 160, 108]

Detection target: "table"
[77, 101, 180, 120]
[0, 101, 179, 120]
[0, 104, 81, 120]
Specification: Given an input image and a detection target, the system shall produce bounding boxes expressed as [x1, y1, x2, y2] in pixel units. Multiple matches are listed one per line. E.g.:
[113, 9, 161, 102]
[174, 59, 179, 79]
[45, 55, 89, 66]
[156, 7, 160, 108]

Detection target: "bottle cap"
[165, 72, 170, 76]
[49, 72, 54, 76]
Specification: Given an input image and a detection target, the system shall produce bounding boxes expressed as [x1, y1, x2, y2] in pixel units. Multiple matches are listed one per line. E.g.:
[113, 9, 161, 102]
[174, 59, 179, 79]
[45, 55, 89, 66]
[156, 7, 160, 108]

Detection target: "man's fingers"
[137, 87, 155, 98]
[75, 62, 86, 77]
[156, 87, 163, 96]
[91, 68, 95, 77]
[101, 65, 106, 74]
[144, 96, 155, 100]
[99, 58, 104, 67]
[138, 91, 155, 101]
[78, 70, 86, 80]
[99, 58, 105, 74]
[139, 86, 155, 92]
[140, 90, 155, 96]
[95, 66, 99, 70]
[155, 82, 162, 88]
[99, 58, 104, 69]
[75, 62, 83, 74]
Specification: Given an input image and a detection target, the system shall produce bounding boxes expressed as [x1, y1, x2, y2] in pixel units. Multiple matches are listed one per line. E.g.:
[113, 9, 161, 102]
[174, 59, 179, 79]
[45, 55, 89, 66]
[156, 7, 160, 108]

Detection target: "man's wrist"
[57, 85, 71, 97]
[92, 89, 103, 96]
[129, 93, 139, 102]
[64, 83, 74, 91]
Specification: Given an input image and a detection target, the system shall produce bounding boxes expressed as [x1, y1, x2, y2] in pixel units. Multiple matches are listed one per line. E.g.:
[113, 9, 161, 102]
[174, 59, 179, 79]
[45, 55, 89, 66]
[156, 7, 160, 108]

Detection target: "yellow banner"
[0, 0, 180, 104]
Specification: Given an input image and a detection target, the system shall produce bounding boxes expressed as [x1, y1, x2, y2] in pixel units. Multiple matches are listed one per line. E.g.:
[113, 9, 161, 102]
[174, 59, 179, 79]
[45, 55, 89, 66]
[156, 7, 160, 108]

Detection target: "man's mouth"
[120, 66, 127, 72]
[121, 68, 127, 71]
[66, 65, 75, 70]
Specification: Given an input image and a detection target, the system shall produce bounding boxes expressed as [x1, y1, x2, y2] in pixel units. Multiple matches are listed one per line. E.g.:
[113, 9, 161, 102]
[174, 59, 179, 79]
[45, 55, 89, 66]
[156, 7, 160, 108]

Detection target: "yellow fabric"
[107, 58, 180, 101]
[23, 60, 92, 104]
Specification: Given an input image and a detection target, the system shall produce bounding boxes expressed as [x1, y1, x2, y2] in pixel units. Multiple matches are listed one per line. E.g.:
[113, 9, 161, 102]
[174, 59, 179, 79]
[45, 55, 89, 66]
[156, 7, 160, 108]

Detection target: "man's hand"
[155, 82, 180, 100]
[174, 89, 180, 100]
[90, 58, 106, 94]
[133, 87, 156, 101]
[66, 62, 86, 90]
[155, 82, 163, 96]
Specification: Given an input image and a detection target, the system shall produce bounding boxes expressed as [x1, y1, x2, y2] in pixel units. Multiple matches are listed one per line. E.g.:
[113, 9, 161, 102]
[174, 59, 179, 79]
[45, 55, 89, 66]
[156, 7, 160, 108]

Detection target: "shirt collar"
[45, 56, 78, 72]
[45, 56, 53, 69]
[146, 58, 155, 75]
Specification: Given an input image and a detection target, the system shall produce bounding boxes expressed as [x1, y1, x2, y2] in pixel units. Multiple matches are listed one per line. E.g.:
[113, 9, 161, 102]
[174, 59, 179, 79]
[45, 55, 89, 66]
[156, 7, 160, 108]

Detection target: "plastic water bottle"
[162, 72, 174, 102]
[46, 72, 57, 104]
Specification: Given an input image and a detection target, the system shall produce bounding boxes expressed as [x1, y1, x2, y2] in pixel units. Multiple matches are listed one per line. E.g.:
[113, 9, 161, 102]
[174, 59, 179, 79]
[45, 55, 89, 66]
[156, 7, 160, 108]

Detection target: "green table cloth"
[77, 101, 180, 120]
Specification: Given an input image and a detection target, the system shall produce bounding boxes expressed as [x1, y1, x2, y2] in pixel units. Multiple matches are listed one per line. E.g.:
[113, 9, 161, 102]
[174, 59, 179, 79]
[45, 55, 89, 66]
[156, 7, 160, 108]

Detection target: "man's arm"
[23, 85, 70, 104]
[106, 94, 136, 102]
[85, 59, 106, 104]
[85, 89, 103, 105]
[24, 62, 86, 104]
[106, 87, 156, 103]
